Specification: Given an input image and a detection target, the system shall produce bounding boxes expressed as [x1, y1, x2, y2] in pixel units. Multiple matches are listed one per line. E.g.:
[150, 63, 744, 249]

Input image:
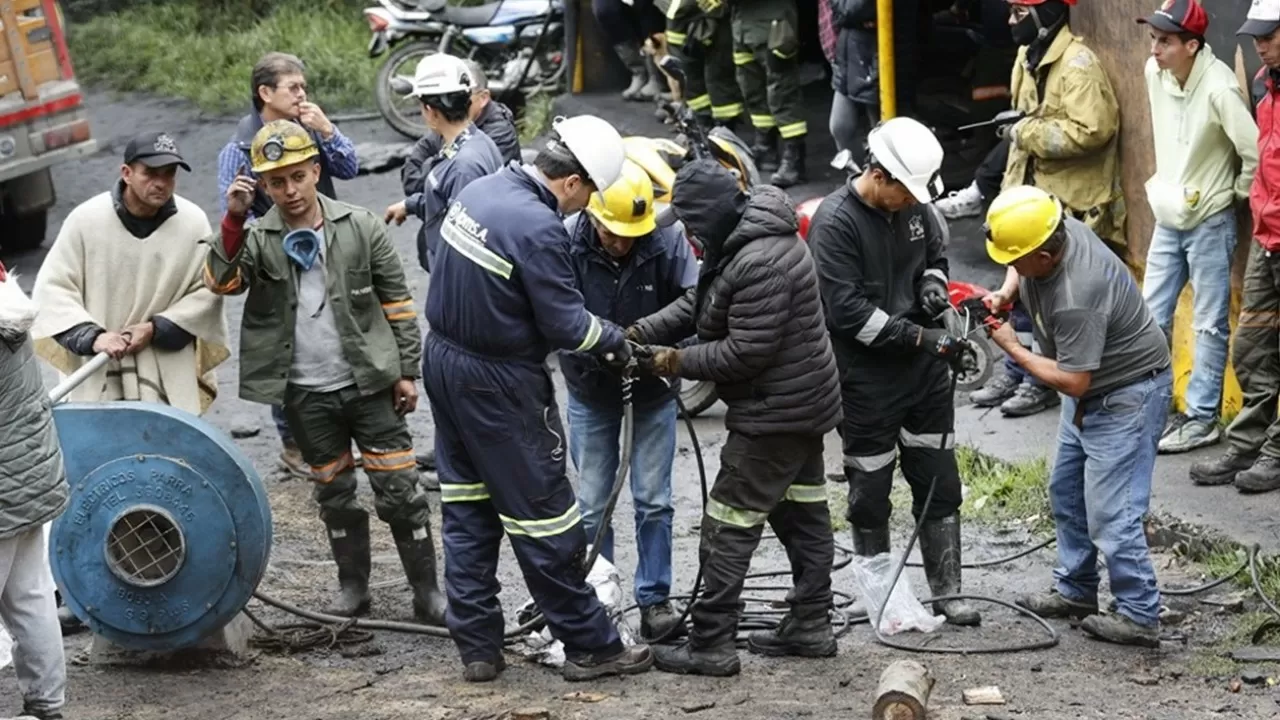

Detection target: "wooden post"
[873, 660, 933, 720]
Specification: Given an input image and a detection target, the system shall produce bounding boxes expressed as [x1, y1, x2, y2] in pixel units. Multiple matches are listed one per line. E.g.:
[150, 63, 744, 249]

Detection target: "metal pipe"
[876, 0, 896, 119]
[48, 352, 110, 404]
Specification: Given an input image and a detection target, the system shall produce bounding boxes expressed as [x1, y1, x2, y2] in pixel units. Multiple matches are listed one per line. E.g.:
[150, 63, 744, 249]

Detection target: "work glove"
[625, 324, 644, 343]
[640, 345, 682, 377]
[914, 327, 964, 362]
[602, 340, 635, 370]
[918, 276, 950, 318]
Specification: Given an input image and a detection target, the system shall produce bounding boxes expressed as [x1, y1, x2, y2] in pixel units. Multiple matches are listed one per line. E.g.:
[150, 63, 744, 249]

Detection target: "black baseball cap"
[1138, 0, 1208, 36]
[123, 131, 191, 171]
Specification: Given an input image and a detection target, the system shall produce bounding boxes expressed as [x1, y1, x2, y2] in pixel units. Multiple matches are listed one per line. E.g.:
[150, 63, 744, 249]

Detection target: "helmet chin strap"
[1031, 6, 1049, 40]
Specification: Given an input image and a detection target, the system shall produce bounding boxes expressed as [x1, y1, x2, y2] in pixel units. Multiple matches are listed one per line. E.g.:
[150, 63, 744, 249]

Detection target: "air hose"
[250, 359, 1280, 656]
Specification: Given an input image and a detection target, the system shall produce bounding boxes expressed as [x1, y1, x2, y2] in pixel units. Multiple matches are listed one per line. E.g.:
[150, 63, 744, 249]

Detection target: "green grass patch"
[957, 446, 1053, 532]
[518, 92, 554, 145]
[69, 0, 374, 113]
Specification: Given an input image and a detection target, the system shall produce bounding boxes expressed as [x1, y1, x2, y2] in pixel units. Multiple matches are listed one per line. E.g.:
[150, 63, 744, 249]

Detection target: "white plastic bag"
[518, 553, 635, 668]
[0, 625, 11, 670]
[850, 552, 944, 635]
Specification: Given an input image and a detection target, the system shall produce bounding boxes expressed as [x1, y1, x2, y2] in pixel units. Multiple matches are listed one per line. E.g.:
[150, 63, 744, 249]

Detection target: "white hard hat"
[551, 115, 626, 191]
[866, 117, 945, 203]
[410, 53, 474, 97]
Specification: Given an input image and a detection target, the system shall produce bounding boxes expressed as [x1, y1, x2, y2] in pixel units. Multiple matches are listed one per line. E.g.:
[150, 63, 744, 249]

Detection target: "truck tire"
[678, 380, 718, 418]
[2, 208, 48, 251]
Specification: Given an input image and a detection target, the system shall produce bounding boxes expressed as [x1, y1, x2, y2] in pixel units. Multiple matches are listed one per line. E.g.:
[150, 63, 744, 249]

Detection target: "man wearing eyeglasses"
[215, 51, 361, 481]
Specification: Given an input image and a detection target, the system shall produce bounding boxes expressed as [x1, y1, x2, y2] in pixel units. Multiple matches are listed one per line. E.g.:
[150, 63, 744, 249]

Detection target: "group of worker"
[593, 0, 811, 188]
[8, 1, 1280, 715]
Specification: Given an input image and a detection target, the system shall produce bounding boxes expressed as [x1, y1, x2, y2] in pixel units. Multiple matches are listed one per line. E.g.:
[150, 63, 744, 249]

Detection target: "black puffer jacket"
[631, 186, 842, 437]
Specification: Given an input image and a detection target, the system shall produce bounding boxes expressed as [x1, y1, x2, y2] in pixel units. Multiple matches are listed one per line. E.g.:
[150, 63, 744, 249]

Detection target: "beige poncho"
[30, 192, 229, 415]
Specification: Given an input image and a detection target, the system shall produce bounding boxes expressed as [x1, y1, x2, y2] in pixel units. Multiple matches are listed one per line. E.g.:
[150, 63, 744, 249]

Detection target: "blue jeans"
[1049, 369, 1172, 627]
[1141, 208, 1237, 422]
[271, 404, 293, 447]
[1003, 304, 1046, 389]
[566, 395, 676, 608]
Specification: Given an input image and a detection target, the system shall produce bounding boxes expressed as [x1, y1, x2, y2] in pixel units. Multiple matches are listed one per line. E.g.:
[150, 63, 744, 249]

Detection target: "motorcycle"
[363, 0, 567, 139]
[622, 54, 762, 418]
[794, 149, 1000, 394]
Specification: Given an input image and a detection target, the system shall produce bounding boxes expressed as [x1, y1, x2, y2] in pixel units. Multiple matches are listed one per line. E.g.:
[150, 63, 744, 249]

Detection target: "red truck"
[0, 0, 95, 251]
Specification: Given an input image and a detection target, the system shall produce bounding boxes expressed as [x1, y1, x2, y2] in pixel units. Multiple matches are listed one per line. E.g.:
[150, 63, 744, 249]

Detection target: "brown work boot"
[278, 444, 310, 480]
[1080, 613, 1160, 648]
[1234, 455, 1280, 494]
[1190, 450, 1256, 486]
[562, 644, 654, 681]
[1015, 589, 1098, 620]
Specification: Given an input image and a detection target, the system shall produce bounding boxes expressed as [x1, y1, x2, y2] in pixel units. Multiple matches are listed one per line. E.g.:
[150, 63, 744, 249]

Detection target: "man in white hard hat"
[808, 116, 981, 627]
[421, 114, 654, 683]
[385, 53, 503, 273]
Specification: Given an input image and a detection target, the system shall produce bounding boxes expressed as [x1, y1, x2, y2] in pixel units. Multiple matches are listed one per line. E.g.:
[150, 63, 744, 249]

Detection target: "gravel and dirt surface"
[2, 91, 1280, 719]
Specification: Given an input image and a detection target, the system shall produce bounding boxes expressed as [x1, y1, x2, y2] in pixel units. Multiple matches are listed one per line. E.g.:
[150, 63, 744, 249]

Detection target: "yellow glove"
[696, 0, 724, 15]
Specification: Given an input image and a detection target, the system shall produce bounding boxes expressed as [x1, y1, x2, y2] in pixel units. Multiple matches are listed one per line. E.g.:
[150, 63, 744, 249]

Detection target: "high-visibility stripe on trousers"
[422, 334, 623, 665]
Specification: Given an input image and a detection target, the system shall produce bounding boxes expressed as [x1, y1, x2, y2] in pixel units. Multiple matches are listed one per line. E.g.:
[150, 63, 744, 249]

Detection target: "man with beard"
[629, 159, 843, 676]
[966, 0, 1124, 420]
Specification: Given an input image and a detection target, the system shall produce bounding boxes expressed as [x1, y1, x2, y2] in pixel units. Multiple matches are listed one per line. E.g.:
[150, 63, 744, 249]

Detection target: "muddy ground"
[2, 92, 1279, 719]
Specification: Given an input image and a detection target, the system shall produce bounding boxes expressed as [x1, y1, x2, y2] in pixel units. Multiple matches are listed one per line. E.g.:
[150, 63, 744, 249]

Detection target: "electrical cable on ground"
[247, 355, 1280, 656]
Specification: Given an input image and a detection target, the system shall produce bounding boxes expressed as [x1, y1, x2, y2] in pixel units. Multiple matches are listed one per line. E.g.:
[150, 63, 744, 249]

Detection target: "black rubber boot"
[562, 644, 655, 681]
[848, 525, 891, 619]
[746, 605, 836, 658]
[615, 44, 648, 101]
[324, 515, 372, 617]
[751, 128, 779, 172]
[652, 638, 741, 676]
[392, 524, 447, 625]
[918, 514, 981, 626]
[770, 138, 807, 188]
[1190, 450, 1256, 486]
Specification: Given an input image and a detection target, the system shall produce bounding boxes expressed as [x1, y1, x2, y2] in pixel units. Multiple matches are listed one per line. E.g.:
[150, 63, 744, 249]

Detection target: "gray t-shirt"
[1020, 218, 1170, 398]
[290, 228, 356, 392]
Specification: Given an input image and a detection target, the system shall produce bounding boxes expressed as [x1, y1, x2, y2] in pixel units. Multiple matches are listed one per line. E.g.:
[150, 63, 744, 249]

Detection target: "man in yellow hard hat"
[204, 120, 445, 626]
[983, 185, 1171, 648]
[561, 159, 697, 644]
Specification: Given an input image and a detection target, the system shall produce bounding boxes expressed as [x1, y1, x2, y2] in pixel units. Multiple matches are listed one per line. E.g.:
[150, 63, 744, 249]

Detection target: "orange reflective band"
[203, 263, 242, 294]
[360, 448, 416, 473]
[381, 299, 416, 322]
[309, 451, 356, 484]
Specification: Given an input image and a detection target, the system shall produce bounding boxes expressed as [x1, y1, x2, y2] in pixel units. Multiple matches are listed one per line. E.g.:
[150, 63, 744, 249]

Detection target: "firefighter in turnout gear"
[807, 117, 981, 627]
[660, 0, 745, 130]
[724, 0, 808, 187]
[421, 115, 654, 683]
[205, 120, 445, 626]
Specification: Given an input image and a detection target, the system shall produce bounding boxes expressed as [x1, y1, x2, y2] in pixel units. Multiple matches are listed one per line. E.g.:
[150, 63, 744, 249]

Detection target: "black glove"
[918, 276, 950, 318]
[915, 327, 963, 361]
[602, 340, 634, 370]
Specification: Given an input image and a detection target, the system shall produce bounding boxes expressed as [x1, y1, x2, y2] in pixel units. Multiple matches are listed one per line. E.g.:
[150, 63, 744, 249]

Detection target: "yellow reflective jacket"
[1004, 27, 1126, 250]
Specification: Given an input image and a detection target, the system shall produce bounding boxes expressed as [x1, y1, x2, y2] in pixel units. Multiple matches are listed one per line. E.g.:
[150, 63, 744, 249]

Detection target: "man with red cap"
[1191, 0, 1280, 493]
[1138, 0, 1258, 456]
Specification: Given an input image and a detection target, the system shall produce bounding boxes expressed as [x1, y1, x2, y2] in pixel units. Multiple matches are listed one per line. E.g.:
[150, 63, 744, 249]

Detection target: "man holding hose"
[630, 158, 842, 676]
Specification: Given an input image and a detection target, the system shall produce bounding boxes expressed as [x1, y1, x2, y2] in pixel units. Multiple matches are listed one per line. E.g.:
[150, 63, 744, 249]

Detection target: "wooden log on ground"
[873, 660, 934, 720]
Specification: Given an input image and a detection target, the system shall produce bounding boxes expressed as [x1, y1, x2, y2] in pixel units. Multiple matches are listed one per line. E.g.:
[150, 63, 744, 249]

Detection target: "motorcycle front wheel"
[376, 41, 439, 139]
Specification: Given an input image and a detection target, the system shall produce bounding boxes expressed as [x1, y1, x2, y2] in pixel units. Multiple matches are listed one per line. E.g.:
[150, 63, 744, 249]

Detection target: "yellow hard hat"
[587, 159, 656, 237]
[250, 120, 319, 174]
[984, 185, 1063, 265]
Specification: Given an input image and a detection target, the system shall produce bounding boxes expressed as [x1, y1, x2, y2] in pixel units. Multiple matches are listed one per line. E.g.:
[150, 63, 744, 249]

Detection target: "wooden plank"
[40, 0, 69, 80]
[0, 0, 37, 99]
[12, 0, 42, 12]
[0, 60, 16, 97]
[873, 660, 933, 720]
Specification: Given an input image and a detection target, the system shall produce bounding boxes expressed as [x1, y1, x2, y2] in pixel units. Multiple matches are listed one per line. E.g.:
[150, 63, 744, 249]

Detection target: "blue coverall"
[422, 163, 629, 666]
[407, 124, 502, 272]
